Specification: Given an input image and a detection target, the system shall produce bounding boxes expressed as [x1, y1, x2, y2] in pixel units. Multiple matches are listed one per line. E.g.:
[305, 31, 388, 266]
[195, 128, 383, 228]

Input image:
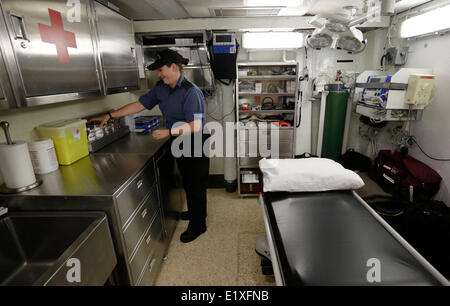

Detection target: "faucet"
[0, 206, 8, 217]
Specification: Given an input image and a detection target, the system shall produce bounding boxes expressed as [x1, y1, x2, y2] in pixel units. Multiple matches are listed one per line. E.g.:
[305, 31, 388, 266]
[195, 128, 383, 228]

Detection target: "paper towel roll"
[0, 141, 36, 189]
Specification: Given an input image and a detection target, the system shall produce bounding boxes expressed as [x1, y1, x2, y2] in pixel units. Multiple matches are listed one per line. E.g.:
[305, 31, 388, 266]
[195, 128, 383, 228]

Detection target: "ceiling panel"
[107, 0, 435, 21]
[108, 0, 189, 20]
[179, 0, 314, 18]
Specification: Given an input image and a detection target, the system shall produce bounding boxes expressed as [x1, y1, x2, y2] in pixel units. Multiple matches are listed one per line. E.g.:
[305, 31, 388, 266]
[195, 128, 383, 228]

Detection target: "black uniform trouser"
[173, 133, 210, 226]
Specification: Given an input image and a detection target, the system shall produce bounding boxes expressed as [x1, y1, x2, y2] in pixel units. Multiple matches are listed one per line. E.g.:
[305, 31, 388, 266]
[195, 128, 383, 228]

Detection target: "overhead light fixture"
[242, 32, 304, 49]
[325, 20, 348, 33]
[336, 27, 366, 53]
[306, 33, 333, 49]
[400, 4, 450, 38]
[306, 28, 332, 49]
[305, 15, 368, 54]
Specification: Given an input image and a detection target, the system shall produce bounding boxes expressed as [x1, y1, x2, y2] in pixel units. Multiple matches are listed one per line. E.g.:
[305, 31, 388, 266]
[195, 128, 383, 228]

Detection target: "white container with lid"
[28, 138, 59, 174]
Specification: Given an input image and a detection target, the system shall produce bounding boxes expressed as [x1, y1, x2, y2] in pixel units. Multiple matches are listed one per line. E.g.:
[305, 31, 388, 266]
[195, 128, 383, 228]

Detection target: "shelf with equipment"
[239, 110, 295, 114]
[236, 61, 299, 196]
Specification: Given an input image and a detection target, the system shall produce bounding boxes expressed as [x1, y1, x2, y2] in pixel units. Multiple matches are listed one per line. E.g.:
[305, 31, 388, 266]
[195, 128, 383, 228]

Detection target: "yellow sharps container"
[37, 119, 89, 165]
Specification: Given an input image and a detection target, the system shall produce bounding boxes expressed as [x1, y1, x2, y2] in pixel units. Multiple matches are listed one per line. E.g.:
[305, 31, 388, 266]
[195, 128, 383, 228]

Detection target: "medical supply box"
[37, 119, 89, 165]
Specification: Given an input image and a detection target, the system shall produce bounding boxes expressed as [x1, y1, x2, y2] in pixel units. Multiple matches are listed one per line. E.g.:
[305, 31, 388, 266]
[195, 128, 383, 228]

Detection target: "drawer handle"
[149, 258, 156, 272]
[141, 208, 148, 219]
[131, 47, 136, 64]
[136, 179, 143, 189]
[146, 234, 152, 245]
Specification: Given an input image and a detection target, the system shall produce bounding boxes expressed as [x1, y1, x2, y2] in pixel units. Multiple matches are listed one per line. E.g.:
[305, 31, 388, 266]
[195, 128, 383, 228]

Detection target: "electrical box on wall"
[210, 32, 238, 80]
[212, 33, 237, 54]
[405, 74, 435, 106]
[386, 46, 409, 66]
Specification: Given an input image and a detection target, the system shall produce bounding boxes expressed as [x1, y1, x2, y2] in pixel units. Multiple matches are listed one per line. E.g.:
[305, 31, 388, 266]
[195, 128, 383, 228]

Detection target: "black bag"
[338, 149, 372, 172]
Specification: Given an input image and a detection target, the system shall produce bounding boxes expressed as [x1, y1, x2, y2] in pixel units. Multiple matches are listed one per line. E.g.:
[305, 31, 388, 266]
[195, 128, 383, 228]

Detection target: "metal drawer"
[122, 186, 159, 259]
[239, 141, 293, 157]
[239, 129, 293, 142]
[116, 161, 156, 225]
[128, 212, 163, 284]
[137, 241, 165, 286]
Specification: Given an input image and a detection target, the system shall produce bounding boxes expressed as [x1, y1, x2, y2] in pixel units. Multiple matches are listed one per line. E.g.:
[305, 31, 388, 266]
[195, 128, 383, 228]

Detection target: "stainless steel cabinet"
[0, 0, 102, 107]
[0, 24, 15, 109]
[115, 159, 168, 286]
[0, 59, 12, 109]
[92, 1, 139, 94]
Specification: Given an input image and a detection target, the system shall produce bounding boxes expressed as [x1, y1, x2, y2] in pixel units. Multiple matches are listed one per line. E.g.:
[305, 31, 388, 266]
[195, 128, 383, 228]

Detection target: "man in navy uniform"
[91, 49, 209, 243]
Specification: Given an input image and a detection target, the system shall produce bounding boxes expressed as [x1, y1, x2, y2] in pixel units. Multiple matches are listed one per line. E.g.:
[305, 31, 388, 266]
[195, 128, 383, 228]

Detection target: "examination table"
[259, 190, 449, 286]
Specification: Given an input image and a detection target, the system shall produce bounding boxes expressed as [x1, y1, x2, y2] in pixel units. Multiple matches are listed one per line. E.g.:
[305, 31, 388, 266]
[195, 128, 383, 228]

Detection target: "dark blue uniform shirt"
[139, 75, 206, 129]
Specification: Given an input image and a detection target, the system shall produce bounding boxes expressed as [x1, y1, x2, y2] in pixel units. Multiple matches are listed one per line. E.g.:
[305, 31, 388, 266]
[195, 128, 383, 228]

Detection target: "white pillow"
[259, 158, 365, 192]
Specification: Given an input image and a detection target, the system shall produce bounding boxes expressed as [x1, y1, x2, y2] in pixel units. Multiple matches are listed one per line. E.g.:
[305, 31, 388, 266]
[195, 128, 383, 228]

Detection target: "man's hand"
[152, 129, 170, 140]
[88, 114, 109, 128]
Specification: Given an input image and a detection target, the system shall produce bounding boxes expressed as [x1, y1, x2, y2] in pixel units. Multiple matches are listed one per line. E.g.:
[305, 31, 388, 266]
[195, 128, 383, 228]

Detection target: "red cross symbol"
[38, 9, 77, 63]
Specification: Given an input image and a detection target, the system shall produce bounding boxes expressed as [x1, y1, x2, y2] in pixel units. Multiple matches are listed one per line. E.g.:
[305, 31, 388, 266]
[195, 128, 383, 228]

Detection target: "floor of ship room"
[154, 173, 387, 286]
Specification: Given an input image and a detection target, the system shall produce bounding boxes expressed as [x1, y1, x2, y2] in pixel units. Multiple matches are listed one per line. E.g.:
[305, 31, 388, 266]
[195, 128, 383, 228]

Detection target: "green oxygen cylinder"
[321, 84, 349, 161]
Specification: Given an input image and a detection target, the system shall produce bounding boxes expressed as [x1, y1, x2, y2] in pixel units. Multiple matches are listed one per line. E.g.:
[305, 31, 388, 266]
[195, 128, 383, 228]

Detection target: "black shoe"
[180, 223, 206, 243]
[180, 211, 190, 220]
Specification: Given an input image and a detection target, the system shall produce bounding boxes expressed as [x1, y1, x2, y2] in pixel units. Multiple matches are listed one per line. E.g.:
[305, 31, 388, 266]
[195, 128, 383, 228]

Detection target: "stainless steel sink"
[0, 211, 117, 286]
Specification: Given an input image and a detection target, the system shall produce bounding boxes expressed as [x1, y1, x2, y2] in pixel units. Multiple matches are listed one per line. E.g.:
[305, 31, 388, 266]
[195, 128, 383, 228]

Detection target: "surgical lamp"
[305, 11, 372, 54]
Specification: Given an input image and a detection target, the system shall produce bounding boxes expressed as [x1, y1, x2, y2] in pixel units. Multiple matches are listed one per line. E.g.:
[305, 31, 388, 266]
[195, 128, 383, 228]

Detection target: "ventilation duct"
[210, 7, 282, 17]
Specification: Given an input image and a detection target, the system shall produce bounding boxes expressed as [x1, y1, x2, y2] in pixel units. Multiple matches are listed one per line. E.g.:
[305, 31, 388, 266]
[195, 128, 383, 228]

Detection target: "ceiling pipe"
[381, 0, 396, 16]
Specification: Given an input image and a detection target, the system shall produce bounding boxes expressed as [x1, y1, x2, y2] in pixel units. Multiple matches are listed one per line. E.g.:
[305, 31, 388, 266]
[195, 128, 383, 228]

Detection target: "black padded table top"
[263, 190, 443, 286]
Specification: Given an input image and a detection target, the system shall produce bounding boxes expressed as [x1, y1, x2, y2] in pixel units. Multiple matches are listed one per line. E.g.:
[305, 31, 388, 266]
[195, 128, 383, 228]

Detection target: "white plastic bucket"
[28, 138, 59, 174]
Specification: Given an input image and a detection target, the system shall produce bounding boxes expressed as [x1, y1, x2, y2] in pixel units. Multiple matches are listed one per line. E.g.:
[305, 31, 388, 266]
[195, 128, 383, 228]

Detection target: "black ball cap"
[146, 49, 186, 71]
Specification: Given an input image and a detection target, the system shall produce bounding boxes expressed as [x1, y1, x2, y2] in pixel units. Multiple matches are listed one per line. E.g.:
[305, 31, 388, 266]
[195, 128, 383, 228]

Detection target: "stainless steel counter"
[2, 154, 150, 198]
[96, 132, 169, 156]
[0, 133, 172, 286]
[0, 133, 167, 199]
